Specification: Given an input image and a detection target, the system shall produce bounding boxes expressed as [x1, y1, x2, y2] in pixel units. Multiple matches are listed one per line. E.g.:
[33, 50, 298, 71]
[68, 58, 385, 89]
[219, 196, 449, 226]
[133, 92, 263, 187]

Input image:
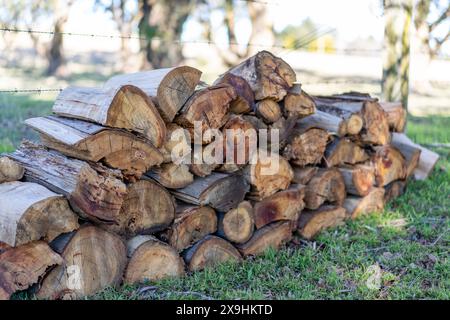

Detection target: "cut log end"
[344, 187, 385, 219]
[283, 128, 328, 167]
[0, 157, 24, 183]
[304, 168, 346, 210]
[297, 205, 347, 240]
[218, 201, 254, 244]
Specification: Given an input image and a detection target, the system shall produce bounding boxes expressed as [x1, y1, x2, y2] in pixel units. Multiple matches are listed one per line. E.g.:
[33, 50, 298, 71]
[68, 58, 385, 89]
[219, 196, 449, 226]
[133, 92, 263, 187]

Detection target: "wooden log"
[25, 116, 163, 180]
[371, 145, 407, 186]
[160, 123, 192, 164]
[282, 85, 316, 119]
[171, 172, 250, 212]
[8, 142, 127, 223]
[304, 168, 346, 210]
[0, 241, 11, 254]
[296, 110, 347, 137]
[0, 157, 24, 183]
[344, 187, 385, 219]
[242, 114, 268, 131]
[183, 235, 242, 272]
[52, 85, 166, 147]
[268, 116, 298, 151]
[237, 221, 292, 257]
[103, 66, 202, 122]
[324, 137, 369, 167]
[384, 180, 407, 203]
[124, 235, 185, 285]
[104, 179, 175, 238]
[226, 50, 296, 101]
[282, 127, 328, 166]
[379, 101, 407, 132]
[255, 99, 282, 124]
[337, 165, 375, 196]
[190, 142, 221, 177]
[253, 184, 305, 229]
[222, 115, 256, 167]
[37, 226, 127, 300]
[0, 241, 62, 300]
[391, 135, 421, 179]
[292, 166, 318, 185]
[147, 163, 194, 189]
[213, 73, 255, 114]
[297, 205, 347, 240]
[217, 201, 254, 244]
[160, 205, 217, 252]
[0, 181, 79, 246]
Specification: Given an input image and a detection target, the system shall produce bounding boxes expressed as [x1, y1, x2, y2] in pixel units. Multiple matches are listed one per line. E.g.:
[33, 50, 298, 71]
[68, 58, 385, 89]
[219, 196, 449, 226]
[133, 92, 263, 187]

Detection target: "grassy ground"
[2, 94, 449, 300]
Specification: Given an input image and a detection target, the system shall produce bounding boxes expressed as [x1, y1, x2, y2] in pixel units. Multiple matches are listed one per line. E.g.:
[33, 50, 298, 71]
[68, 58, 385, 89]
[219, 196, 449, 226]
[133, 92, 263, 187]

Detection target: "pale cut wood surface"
[0, 157, 24, 183]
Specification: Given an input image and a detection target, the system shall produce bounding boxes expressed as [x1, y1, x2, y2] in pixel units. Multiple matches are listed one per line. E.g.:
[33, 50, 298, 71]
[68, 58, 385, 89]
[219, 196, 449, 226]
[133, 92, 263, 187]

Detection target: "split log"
[0, 181, 79, 246]
[171, 172, 250, 212]
[226, 50, 296, 101]
[52, 85, 166, 147]
[297, 205, 347, 240]
[242, 114, 268, 131]
[255, 99, 282, 124]
[124, 235, 185, 285]
[296, 110, 347, 137]
[104, 179, 175, 238]
[160, 205, 217, 252]
[0, 241, 11, 254]
[391, 135, 422, 179]
[282, 85, 316, 119]
[8, 142, 127, 223]
[392, 133, 439, 180]
[213, 73, 254, 114]
[253, 184, 305, 229]
[37, 226, 127, 300]
[0, 241, 62, 300]
[324, 137, 369, 167]
[25, 116, 163, 180]
[337, 165, 375, 196]
[103, 66, 202, 122]
[282, 127, 328, 166]
[344, 187, 385, 219]
[0, 157, 24, 183]
[371, 145, 407, 186]
[160, 123, 191, 164]
[237, 221, 292, 257]
[222, 115, 256, 167]
[384, 180, 407, 203]
[379, 101, 406, 132]
[304, 168, 346, 210]
[292, 166, 318, 185]
[147, 163, 194, 189]
[217, 201, 254, 244]
[183, 235, 242, 272]
[190, 142, 221, 177]
[267, 116, 298, 151]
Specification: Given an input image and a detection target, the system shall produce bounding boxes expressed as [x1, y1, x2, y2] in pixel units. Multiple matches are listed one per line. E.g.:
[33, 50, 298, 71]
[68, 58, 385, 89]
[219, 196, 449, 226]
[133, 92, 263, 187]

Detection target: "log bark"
[297, 205, 347, 240]
[296, 110, 348, 137]
[147, 163, 194, 189]
[379, 101, 407, 132]
[26, 116, 163, 180]
[217, 201, 254, 244]
[37, 226, 127, 300]
[253, 184, 305, 229]
[371, 145, 407, 186]
[282, 85, 316, 119]
[8, 142, 127, 223]
[170, 172, 250, 212]
[343, 187, 385, 219]
[0, 181, 79, 246]
[391, 135, 421, 179]
[183, 235, 242, 272]
[52, 85, 166, 147]
[384, 180, 407, 203]
[103, 66, 202, 122]
[268, 116, 298, 151]
[124, 235, 185, 285]
[237, 221, 292, 257]
[292, 166, 318, 185]
[304, 168, 346, 210]
[0, 241, 62, 300]
[282, 127, 328, 166]
[337, 165, 375, 196]
[213, 73, 254, 114]
[226, 50, 296, 101]
[255, 99, 282, 124]
[324, 137, 369, 167]
[0, 157, 24, 183]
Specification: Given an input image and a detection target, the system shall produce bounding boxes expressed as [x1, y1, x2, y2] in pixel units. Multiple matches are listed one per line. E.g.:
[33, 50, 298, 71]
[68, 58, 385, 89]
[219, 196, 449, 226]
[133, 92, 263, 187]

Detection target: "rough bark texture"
[391, 136, 422, 178]
[380, 101, 407, 132]
[283, 85, 316, 119]
[384, 180, 407, 203]
[217, 201, 254, 244]
[296, 110, 348, 137]
[255, 99, 282, 124]
[343, 187, 385, 219]
[304, 168, 346, 210]
[297, 205, 347, 240]
[324, 138, 369, 167]
[0, 157, 24, 183]
[282, 127, 328, 166]
[292, 166, 319, 185]
[222, 115, 256, 167]
[337, 165, 375, 196]
[147, 163, 194, 189]
[213, 73, 255, 114]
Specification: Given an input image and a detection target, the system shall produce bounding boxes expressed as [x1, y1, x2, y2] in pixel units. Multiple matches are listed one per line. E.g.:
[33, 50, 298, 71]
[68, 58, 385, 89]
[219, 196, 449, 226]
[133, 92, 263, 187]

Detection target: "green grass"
[2, 95, 449, 300]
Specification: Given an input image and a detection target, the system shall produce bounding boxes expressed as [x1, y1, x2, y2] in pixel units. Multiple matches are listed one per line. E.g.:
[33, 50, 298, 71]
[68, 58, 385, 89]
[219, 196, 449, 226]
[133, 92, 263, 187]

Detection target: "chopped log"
[147, 163, 194, 189]
[297, 205, 347, 240]
[324, 137, 369, 167]
[292, 166, 318, 185]
[25, 116, 163, 180]
[337, 165, 375, 196]
[304, 168, 346, 210]
[282, 85, 316, 119]
[391, 135, 421, 179]
[296, 110, 347, 137]
[0, 157, 24, 183]
[104, 179, 175, 238]
[213, 73, 254, 114]
[253, 184, 305, 229]
[282, 127, 328, 166]
[190, 142, 221, 177]
[171, 172, 250, 212]
[160, 205, 217, 252]
[0, 241, 62, 300]
[160, 123, 191, 164]
[384, 180, 407, 203]
[371, 145, 407, 186]
[245, 151, 294, 200]
[0, 241, 11, 254]
[392, 133, 439, 180]
[344, 187, 385, 219]
[37, 226, 127, 300]
[8, 142, 127, 223]
[226, 50, 296, 101]
[52, 85, 166, 147]
[222, 115, 256, 167]
[217, 201, 254, 244]
[103, 66, 202, 122]
[0, 181, 79, 246]
[267, 116, 297, 151]
[242, 114, 268, 131]
[237, 221, 292, 257]
[379, 101, 406, 132]
[124, 235, 185, 285]
[255, 99, 282, 124]
[183, 235, 242, 272]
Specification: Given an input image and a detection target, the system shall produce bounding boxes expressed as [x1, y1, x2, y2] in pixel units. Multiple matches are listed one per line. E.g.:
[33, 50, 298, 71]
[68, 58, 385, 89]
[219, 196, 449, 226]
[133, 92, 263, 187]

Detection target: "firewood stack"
[0, 51, 439, 300]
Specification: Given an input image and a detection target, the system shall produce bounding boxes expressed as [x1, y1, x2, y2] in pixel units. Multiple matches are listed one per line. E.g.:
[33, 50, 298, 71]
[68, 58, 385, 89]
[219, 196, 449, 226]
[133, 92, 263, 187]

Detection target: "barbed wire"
[236, 0, 280, 5]
[0, 88, 63, 94]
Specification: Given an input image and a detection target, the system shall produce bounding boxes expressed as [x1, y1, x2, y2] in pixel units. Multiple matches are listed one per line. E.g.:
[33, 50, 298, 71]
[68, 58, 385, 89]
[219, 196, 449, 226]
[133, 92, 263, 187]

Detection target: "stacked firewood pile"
[0, 51, 439, 300]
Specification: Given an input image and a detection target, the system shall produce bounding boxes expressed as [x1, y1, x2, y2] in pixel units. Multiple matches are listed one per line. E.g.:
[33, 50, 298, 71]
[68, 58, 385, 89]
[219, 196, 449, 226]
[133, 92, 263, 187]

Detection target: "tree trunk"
[0, 157, 24, 183]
